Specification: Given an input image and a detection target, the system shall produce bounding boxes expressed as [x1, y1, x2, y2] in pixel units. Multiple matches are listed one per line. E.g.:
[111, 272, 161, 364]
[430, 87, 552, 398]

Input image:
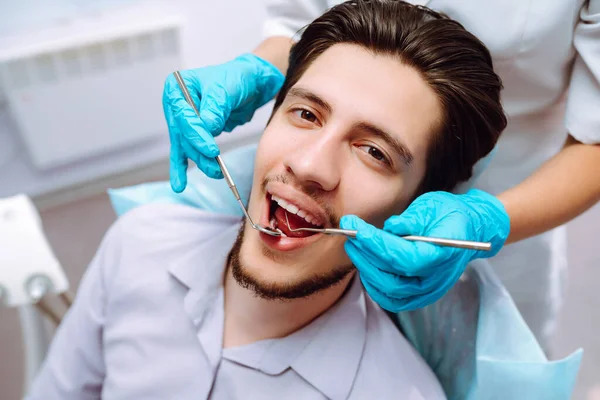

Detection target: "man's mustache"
[261, 174, 340, 227]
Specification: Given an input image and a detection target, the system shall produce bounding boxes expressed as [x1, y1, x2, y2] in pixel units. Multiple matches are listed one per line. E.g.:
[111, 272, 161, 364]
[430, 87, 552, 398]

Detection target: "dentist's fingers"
[164, 106, 188, 193]
[345, 240, 433, 297]
[172, 96, 221, 158]
[341, 215, 444, 277]
[181, 140, 223, 179]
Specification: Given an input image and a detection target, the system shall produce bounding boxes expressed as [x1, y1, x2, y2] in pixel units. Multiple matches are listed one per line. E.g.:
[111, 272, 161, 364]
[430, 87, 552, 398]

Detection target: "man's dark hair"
[272, 0, 507, 194]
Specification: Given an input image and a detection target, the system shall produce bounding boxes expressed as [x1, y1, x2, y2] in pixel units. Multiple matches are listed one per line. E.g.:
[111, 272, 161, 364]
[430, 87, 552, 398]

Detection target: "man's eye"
[294, 109, 318, 123]
[358, 145, 390, 165]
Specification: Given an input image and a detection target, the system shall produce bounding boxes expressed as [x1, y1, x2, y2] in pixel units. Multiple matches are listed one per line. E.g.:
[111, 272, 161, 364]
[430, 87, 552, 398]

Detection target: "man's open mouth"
[268, 194, 324, 238]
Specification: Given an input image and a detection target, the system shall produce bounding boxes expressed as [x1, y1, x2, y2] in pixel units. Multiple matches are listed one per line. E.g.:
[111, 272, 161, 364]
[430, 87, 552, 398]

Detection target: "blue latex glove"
[162, 53, 285, 192]
[340, 189, 510, 312]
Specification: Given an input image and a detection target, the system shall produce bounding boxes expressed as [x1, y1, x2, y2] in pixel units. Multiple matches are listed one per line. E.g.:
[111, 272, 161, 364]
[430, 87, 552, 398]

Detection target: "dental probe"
[284, 213, 491, 251]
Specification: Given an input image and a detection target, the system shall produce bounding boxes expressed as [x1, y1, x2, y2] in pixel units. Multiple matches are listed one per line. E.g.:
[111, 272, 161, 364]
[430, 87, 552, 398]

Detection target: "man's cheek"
[339, 246, 352, 264]
[328, 240, 352, 265]
[258, 127, 290, 158]
[348, 187, 409, 228]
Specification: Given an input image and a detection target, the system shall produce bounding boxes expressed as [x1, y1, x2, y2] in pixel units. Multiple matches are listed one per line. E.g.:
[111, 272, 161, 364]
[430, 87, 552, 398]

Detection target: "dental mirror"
[173, 71, 282, 237]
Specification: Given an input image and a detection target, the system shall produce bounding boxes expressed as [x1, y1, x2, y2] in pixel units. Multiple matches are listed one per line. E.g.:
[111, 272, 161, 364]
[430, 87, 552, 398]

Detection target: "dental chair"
[0, 195, 71, 394]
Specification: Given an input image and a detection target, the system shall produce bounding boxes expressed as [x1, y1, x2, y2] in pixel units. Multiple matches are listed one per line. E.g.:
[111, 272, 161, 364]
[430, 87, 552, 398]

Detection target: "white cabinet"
[0, 6, 182, 169]
[0, 0, 268, 200]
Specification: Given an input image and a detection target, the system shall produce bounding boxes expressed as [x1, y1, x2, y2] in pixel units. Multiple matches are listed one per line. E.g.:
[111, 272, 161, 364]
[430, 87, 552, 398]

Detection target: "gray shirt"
[27, 204, 445, 400]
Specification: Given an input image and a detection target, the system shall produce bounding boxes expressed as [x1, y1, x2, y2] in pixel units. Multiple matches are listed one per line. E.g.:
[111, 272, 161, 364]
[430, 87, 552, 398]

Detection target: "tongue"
[274, 207, 318, 238]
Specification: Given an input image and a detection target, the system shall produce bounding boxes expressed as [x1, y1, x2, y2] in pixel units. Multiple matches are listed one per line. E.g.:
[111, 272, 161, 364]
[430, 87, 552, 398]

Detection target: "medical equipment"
[173, 70, 283, 237]
[0, 194, 73, 391]
[0, 195, 70, 306]
[284, 206, 492, 251]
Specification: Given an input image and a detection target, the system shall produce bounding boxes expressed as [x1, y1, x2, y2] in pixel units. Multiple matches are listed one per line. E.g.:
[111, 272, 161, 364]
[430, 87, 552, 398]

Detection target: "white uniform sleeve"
[25, 223, 123, 400]
[565, 0, 600, 144]
[263, 0, 330, 39]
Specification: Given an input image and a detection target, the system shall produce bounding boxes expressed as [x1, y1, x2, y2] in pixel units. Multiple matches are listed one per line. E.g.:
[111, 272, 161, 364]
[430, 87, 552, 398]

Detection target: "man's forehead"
[290, 44, 435, 117]
[286, 86, 333, 114]
[292, 45, 440, 136]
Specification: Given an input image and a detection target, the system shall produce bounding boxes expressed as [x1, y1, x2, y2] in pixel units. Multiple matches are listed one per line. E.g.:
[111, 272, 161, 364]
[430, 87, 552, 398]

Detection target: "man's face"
[231, 44, 442, 299]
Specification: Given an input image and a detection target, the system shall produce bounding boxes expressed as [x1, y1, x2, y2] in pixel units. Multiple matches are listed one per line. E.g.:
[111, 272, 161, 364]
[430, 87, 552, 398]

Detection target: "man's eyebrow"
[354, 122, 414, 167]
[287, 88, 333, 115]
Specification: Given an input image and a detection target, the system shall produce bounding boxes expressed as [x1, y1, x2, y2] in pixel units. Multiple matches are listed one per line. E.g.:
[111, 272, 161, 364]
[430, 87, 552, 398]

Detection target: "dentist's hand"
[340, 189, 510, 312]
[162, 54, 285, 192]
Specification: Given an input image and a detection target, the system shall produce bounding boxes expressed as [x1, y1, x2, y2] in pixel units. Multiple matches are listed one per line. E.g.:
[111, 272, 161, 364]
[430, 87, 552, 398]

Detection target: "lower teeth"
[268, 217, 286, 237]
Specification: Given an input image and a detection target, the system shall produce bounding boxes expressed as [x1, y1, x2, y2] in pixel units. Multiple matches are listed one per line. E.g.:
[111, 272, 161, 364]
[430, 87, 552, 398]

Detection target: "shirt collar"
[223, 275, 368, 400]
[167, 219, 241, 326]
[168, 219, 368, 400]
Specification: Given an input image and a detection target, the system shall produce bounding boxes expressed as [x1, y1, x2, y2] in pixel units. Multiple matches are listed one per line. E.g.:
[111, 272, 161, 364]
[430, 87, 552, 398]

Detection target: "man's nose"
[283, 128, 343, 192]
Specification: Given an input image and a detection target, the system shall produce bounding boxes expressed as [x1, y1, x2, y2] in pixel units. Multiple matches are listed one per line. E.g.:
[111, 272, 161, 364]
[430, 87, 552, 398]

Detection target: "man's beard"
[228, 221, 354, 300]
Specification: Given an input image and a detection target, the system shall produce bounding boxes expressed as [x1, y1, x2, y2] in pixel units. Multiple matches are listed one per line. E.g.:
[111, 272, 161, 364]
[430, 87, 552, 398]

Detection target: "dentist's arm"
[500, 0, 600, 241]
[253, 36, 294, 74]
[498, 136, 600, 243]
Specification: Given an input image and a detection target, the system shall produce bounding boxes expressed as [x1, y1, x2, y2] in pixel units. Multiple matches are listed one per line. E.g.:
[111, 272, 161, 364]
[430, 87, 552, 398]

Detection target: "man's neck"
[222, 267, 354, 348]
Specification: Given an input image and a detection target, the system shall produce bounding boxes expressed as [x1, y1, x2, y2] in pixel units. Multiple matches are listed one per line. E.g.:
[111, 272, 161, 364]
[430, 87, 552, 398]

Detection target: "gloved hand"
[162, 53, 285, 192]
[340, 189, 510, 312]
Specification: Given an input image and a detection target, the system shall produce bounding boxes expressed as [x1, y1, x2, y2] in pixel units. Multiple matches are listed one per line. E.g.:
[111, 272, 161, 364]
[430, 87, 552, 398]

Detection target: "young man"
[28, 1, 506, 399]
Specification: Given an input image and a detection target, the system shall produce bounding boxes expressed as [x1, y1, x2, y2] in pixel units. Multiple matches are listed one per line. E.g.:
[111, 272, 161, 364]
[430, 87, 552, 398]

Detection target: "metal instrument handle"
[294, 227, 491, 251]
[173, 71, 242, 202]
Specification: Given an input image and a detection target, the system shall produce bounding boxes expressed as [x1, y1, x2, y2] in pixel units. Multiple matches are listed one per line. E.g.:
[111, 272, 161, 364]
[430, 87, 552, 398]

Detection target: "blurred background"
[0, 1, 597, 399]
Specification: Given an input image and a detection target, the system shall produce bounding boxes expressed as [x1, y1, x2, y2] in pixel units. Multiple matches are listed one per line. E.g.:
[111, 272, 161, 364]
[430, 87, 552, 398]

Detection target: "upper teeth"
[271, 195, 321, 226]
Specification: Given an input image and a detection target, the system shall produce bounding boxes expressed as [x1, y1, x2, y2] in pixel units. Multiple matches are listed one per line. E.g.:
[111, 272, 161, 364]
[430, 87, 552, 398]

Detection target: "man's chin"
[231, 260, 355, 300]
[228, 222, 354, 300]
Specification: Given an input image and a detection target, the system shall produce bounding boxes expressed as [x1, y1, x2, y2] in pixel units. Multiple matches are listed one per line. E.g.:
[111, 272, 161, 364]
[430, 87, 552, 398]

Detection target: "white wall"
[0, 0, 270, 202]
